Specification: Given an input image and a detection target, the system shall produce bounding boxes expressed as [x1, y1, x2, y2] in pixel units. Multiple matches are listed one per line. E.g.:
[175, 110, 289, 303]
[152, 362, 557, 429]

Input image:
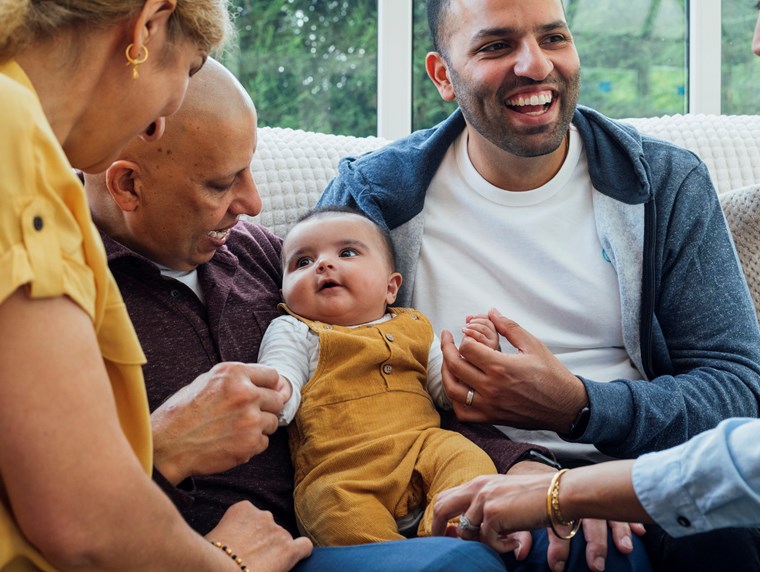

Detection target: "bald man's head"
[126, 57, 256, 164]
[86, 58, 262, 271]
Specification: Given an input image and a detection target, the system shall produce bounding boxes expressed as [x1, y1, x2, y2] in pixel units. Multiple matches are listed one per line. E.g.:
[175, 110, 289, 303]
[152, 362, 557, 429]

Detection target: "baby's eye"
[295, 257, 313, 268]
[340, 248, 358, 258]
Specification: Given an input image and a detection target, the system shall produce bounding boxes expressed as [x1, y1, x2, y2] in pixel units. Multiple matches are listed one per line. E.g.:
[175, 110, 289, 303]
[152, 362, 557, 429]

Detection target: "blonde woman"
[0, 1, 311, 570]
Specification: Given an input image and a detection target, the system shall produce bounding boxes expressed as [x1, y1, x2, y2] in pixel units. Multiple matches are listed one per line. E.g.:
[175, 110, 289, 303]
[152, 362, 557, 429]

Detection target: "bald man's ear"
[105, 160, 142, 212]
[426, 51, 456, 102]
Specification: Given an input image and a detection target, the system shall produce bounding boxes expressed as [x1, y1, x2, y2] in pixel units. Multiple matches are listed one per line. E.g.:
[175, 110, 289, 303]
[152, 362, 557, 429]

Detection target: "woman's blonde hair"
[0, 0, 233, 62]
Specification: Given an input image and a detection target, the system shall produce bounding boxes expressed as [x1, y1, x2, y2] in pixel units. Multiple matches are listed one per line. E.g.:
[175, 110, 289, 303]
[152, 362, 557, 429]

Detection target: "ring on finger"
[465, 387, 475, 407]
[458, 513, 480, 532]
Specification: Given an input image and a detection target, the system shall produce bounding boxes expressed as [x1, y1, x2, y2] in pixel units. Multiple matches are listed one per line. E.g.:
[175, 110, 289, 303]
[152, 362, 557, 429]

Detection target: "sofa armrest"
[719, 184, 760, 323]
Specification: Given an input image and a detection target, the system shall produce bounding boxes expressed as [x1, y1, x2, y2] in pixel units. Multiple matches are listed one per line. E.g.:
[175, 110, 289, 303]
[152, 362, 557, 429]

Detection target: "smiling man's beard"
[450, 67, 581, 158]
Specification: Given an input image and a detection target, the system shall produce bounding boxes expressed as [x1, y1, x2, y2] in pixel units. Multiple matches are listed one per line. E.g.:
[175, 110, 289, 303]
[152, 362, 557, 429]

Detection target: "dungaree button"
[382, 364, 393, 374]
[385, 333, 394, 342]
[33, 216, 44, 231]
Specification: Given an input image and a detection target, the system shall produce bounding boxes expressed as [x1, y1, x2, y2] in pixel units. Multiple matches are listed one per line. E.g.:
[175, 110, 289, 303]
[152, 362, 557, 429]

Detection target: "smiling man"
[319, 0, 760, 571]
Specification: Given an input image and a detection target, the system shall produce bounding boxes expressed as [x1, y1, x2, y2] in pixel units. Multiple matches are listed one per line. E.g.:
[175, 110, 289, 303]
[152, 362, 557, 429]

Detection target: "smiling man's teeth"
[208, 228, 231, 240]
[506, 92, 553, 107]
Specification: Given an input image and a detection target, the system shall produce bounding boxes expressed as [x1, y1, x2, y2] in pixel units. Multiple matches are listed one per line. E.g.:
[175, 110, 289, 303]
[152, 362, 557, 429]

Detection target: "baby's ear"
[386, 272, 403, 304]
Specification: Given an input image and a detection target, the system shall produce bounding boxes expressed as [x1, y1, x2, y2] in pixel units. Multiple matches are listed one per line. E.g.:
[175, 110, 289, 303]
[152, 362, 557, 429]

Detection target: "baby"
[258, 206, 498, 546]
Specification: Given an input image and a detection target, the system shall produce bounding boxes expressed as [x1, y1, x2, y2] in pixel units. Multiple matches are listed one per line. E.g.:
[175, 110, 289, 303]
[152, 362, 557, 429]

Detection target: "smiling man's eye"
[482, 41, 509, 52]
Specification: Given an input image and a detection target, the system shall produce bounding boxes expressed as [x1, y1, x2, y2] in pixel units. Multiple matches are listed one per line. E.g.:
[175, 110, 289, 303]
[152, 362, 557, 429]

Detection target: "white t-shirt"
[412, 125, 641, 463]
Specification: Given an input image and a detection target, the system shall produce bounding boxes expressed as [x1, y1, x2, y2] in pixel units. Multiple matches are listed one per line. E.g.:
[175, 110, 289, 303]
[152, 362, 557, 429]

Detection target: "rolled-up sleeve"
[632, 418, 760, 537]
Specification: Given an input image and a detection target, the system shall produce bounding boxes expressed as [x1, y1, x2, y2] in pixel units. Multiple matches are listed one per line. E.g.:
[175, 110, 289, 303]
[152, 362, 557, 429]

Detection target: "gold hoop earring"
[125, 43, 149, 80]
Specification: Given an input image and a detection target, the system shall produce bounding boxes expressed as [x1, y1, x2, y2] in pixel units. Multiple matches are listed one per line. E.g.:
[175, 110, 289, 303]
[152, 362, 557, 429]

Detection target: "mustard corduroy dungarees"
[286, 306, 497, 546]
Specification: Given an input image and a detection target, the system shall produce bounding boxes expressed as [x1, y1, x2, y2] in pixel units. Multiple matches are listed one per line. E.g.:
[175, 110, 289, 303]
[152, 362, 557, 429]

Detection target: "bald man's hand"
[151, 362, 284, 485]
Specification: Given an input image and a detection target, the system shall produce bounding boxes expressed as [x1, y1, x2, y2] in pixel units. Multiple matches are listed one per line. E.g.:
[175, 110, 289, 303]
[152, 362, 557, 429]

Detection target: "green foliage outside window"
[225, 0, 760, 136]
[223, 0, 378, 136]
[722, 2, 760, 115]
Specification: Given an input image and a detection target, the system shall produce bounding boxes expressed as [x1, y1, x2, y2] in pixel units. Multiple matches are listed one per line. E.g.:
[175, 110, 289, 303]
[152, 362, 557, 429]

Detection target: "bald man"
[86, 58, 292, 536]
[84, 60, 511, 572]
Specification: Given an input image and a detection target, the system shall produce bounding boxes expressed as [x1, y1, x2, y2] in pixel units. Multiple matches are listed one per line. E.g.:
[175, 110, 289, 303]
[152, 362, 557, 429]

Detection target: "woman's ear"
[386, 272, 403, 305]
[105, 160, 142, 212]
[130, 0, 178, 52]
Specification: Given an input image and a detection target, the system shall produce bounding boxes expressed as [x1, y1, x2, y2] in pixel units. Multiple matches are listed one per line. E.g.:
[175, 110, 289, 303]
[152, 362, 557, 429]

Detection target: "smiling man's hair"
[426, 0, 452, 55]
[288, 206, 397, 272]
[427, 0, 566, 57]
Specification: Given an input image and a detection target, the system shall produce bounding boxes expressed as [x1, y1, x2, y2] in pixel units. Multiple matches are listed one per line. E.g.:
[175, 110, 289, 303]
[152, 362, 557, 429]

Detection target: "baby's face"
[281, 213, 401, 326]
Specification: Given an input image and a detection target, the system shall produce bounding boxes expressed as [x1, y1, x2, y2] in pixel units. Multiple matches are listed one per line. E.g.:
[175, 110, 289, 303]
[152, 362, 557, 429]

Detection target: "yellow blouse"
[0, 60, 150, 571]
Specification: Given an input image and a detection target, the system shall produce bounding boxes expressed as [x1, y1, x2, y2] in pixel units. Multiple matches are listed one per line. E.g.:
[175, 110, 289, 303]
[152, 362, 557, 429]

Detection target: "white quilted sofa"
[249, 114, 760, 320]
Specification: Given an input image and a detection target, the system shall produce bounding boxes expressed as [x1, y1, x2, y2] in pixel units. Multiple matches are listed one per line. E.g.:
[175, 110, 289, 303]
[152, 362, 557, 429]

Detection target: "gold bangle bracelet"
[210, 540, 250, 571]
[546, 468, 582, 540]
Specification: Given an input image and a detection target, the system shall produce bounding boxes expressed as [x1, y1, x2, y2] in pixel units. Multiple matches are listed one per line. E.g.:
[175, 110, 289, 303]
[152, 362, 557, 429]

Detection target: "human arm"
[440, 332, 633, 571]
[441, 161, 760, 457]
[441, 311, 643, 569]
[434, 418, 760, 546]
[432, 458, 643, 572]
[432, 460, 647, 552]
[632, 417, 760, 536]
[0, 290, 311, 571]
[581, 157, 760, 457]
[257, 315, 315, 424]
[150, 362, 286, 486]
[579, 162, 760, 457]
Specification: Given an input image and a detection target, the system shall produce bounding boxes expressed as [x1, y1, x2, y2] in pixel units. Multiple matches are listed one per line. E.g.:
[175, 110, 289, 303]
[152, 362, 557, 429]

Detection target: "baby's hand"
[461, 314, 500, 351]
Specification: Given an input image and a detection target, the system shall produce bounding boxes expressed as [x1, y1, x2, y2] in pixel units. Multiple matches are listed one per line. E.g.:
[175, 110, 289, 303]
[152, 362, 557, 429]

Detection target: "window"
[564, 0, 687, 118]
[224, 1, 378, 136]
[722, 1, 760, 114]
[227, 1, 760, 138]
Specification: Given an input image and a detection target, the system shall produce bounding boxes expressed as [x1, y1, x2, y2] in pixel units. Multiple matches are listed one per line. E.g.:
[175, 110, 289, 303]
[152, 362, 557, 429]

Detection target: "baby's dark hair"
[291, 206, 398, 271]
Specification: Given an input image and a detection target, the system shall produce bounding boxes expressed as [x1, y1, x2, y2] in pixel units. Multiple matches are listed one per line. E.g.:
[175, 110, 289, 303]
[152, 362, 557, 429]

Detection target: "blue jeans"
[505, 529, 652, 572]
[293, 530, 652, 571]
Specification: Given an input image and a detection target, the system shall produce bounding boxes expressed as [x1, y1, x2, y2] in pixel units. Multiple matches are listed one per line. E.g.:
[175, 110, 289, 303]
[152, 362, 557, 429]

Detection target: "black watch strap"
[565, 403, 591, 440]
[515, 449, 562, 471]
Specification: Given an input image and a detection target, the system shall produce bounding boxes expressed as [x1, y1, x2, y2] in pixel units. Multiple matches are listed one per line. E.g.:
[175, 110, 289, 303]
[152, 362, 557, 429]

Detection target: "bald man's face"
[126, 105, 261, 271]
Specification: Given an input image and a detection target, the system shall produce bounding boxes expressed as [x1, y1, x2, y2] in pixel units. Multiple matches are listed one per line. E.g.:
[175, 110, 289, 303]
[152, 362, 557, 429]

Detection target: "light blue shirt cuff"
[633, 418, 760, 537]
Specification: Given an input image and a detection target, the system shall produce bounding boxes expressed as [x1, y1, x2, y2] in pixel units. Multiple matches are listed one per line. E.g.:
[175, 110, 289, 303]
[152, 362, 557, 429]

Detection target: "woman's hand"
[432, 461, 648, 572]
[206, 501, 313, 572]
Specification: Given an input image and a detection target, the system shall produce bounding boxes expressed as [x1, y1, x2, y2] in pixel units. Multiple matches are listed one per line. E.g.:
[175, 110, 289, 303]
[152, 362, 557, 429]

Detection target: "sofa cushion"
[719, 184, 760, 322]
[623, 114, 760, 195]
[250, 126, 389, 237]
